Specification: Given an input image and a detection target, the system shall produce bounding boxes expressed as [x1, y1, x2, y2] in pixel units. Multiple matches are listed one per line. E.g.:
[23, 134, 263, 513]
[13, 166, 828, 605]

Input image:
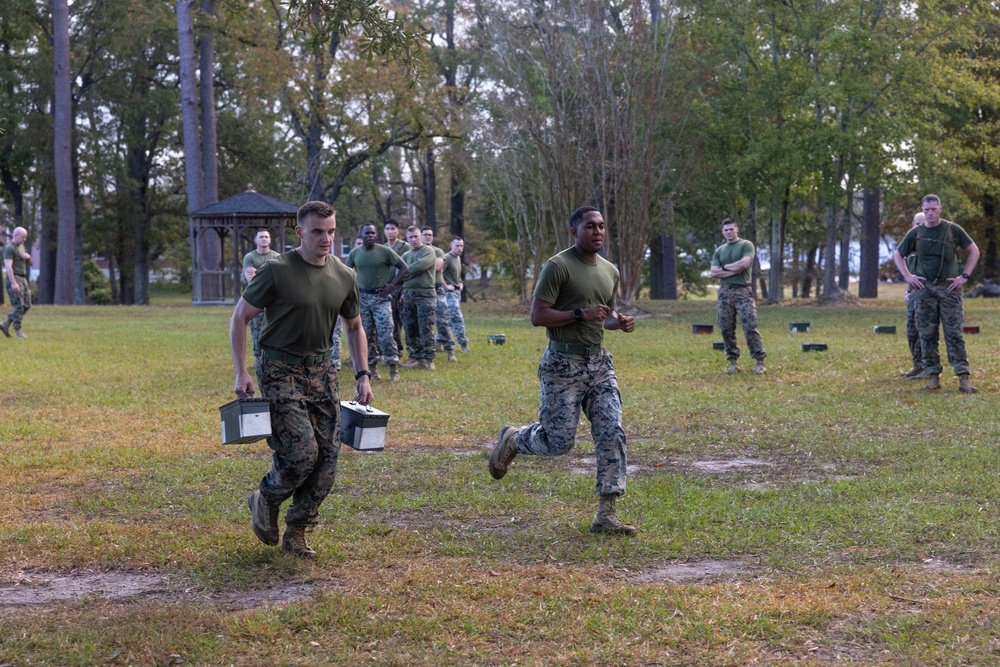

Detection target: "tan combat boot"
[752, 360, 767, 375]
[0, 319, 9, 338]
[588, 495, 638, 536]
[389, 364, 400, 382]
[370, 364, 381, 380]
[247, 490, 280, 546]
[424, 359, 436, 371]
[958, 374, 978, 394]
[281, 526, 316, 558]
[461, 343, 470, 353]
[900, 366, 922, 378]
[725, 360, 739, 375]
[924, 374, 941, 390]
[488, 426, 519, 480]
[447, 350, 457, 362]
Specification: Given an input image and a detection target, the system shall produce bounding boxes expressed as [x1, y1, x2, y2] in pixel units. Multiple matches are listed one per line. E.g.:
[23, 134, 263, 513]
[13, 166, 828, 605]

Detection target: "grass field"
[1, 287, 999, 666]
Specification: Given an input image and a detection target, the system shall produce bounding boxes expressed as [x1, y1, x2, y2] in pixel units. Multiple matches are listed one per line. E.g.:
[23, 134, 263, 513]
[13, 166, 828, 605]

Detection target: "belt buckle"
[303, 354, 317, 365]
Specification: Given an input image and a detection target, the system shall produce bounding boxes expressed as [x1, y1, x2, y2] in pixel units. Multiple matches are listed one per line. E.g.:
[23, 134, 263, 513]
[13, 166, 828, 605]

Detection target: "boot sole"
[588, 522, 638, 536]
[489, 426, 516, 480]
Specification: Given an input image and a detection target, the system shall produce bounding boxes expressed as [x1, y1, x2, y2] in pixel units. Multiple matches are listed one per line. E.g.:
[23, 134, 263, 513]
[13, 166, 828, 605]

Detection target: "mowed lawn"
[1, 288, 999, 666]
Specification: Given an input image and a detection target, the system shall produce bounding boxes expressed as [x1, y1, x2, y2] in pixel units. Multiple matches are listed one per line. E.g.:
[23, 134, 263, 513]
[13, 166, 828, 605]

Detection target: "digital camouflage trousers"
[4, 276, 31, 331]
[512, 348, 627, 497]
[402, 289, 436, 360]
[360, 292, 399, 366]
[445, 289, 468, 346]
[248, 312, 265, 359]
[434, 286, 454, 349]
[255, 356, 342, 528]
[913, 282, 969, 377]
[905, 292, 923, 370]
[717, 283, 765, 361]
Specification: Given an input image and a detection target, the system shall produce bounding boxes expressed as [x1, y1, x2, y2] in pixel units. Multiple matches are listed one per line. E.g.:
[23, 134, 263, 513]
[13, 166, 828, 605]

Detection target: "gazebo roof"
[191, 189, 298, 218]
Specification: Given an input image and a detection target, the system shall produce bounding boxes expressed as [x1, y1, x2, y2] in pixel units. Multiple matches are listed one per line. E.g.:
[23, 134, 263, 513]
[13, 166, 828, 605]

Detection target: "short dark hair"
[569, 206, 600, 229]
[421, 226, 433, 234]
[297, 200, 335, 226]
[361, 222, 378, 233]
[450, 236, 463, 244]
[922, 194, 941, 206]
[384, 219, 399, 229]
[722, 218, 737, 227]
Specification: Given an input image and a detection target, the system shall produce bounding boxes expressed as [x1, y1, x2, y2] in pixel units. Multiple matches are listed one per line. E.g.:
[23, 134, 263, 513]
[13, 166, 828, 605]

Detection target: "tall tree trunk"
[822, 204, 840, 296]
[858, 188, 880, 298]
[53, 0, 76, 304]
[982, 194, 997, 280]
[424, 147, 437, 230]
[839, 190, 852, 290]
[767, 193, 782, 304]
[747, 197, 762, 299]
[199, 0, 218, 205]
[449, 169, 465, 239]
[802, 245, 817, 298]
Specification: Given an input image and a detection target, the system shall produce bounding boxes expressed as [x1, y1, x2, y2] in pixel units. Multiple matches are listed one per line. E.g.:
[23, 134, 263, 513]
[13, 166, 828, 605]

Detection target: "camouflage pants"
[402, 289, 436, 360]
[717, 284, 765, 361]
[913, 282, 969, 376]
[513, 348, 627, 497]
[248, 312, 266, 359]
[255, 356, 341, 528]
[390, 285, 404, 354]
[905, 292, 923, 369]
[445, 289, 468, 346]
[360, 292, 399, 366]
[329, 316, 343, 370]
[434, 286, 454, 349]
[4, 276, 30, 331]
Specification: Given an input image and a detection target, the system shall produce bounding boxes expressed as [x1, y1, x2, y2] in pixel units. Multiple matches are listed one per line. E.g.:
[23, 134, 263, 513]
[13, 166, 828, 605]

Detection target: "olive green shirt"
[387, 239, 410, 257]
[534, 246, 620, 348]
[241, 249, 280, 288]
[401, 245, 437, 292]
[710, 239, 754, 285]
[431, 246, 445, 286]
[345, 244, 402, 290]
[241, 250, 360, 356]
[443, 251, 462, 287]
[3, 242, 28, 278]
[896, 220, 974, 280]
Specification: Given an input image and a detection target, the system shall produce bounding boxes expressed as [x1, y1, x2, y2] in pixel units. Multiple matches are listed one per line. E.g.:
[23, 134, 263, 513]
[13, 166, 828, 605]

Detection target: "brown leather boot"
[588, 495, 638, 536]
[281, 526, 317, 558]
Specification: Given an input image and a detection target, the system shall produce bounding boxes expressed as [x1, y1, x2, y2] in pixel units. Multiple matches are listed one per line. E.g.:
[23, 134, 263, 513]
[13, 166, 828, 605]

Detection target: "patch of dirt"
[370, 509, 526, 537]
[690, 458, 772, 474]
[918, 558, 974, 574]
[0, 570, 322, 609]
[568, 456, 643, 476]
[630, 559, 752, 584]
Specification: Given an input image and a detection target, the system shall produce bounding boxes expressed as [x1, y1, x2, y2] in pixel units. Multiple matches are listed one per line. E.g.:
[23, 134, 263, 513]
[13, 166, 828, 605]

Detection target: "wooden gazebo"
[189, 189, 298, 305]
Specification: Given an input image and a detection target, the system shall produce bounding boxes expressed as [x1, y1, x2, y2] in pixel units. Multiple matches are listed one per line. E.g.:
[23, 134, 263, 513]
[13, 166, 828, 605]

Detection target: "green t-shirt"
[534, 246, 620, 348]
[710, 239, 754, 285]
[443, 252, 462, 287]
[241, 249, 280, 287]
[401, 245, 437, 292]
[387, 239, 410, 257]
[345, 244, 402, 290]
[241, 250, 360, 356]
[432, 246, 445, 286]
[896, 220, 974, 280]
[3, 243, 28, 278]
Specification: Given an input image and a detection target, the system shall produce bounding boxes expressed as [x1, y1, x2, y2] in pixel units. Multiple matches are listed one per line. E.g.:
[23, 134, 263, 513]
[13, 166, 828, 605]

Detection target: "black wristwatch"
[355, 370, 372, 380]
[961, 272, 970, 280]
[572, 308, 584, 322]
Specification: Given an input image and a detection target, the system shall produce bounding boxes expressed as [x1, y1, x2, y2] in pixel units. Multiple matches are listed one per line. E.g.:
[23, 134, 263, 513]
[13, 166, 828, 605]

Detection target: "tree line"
[1, 0, 997, 306]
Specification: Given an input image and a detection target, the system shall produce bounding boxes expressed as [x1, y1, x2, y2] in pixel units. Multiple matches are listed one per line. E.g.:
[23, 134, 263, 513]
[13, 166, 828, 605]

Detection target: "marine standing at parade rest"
[230, 201, 374, 558]
[399, 226, 438, 370]
[900, 211, 926, 379]
[421, 226, 455, 361]
[709, 218, 766, 375]
[241, 229, 281, 363]
[1, 226, 32, 339]
[383, 220, 410, 356]
[443, 237, 470, 353]
[488, 206, 638, 536]
[892, 194, 979, 393]
[346, 223, 409, 382]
